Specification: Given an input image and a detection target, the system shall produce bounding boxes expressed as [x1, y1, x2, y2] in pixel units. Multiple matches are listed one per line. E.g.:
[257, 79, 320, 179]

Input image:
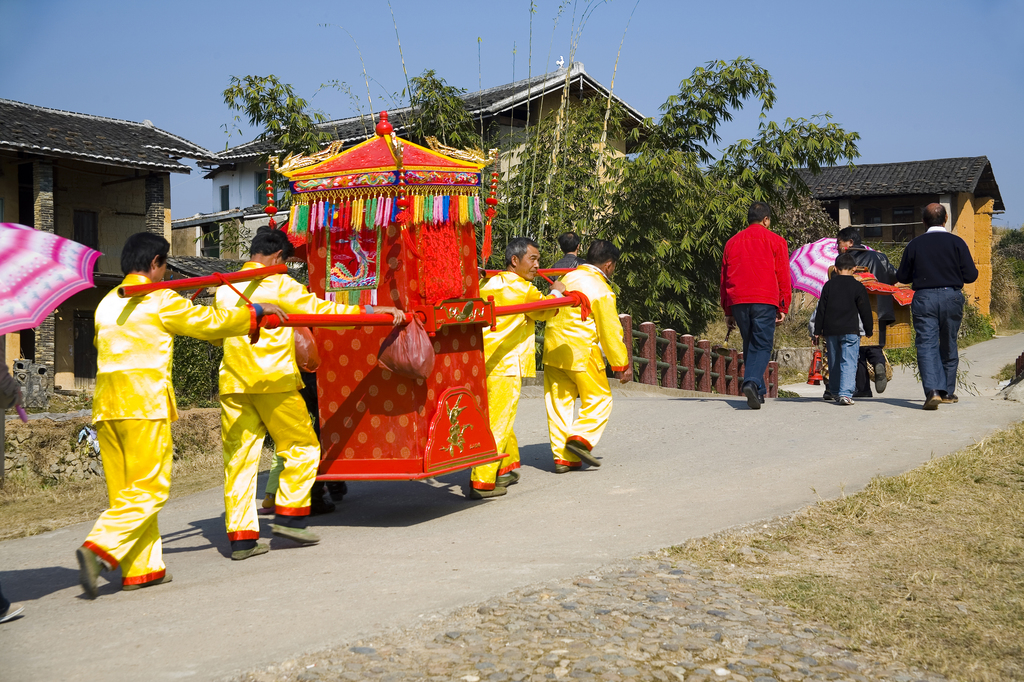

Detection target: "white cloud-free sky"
[2, 0, 1021, 228]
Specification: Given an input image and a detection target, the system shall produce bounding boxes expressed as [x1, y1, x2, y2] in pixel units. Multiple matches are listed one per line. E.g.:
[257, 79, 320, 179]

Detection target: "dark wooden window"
[201, 224, 220, 258]
[255, 171, 265, 206]
[220, 185, 230, 212]
[892, 207, 915, 243]
[18, 163, 34, 227]
[863, 208, 882, 238]
[20, 329, 35, 362]
[73, 210, 99, 249]
[73, 310, 97, 388]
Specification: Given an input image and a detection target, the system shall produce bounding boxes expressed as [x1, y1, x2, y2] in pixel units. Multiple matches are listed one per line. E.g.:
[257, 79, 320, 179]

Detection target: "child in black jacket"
[812, 253, 874, 405]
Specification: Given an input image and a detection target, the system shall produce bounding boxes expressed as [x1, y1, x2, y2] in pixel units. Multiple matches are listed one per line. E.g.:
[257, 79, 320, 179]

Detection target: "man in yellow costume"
[76, 232, 286, 598]
[217, 227, 403, 560]
[470, 237, 566, 499]
[543, 239, 629, 472]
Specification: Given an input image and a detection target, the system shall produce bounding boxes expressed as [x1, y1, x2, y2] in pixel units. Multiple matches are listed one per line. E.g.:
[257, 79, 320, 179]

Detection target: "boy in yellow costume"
[76, 233, 284, 598]
[543, 240, 629, 472]
[470, 237, 566, 499]
[217, 228, 403, 559]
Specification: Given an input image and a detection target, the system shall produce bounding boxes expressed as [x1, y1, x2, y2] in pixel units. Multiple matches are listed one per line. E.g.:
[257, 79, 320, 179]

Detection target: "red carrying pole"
[117, 264, 289, 298]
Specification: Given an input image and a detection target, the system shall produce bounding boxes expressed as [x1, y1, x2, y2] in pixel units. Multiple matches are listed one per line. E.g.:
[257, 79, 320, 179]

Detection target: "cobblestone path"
[237, 554, 946, 682]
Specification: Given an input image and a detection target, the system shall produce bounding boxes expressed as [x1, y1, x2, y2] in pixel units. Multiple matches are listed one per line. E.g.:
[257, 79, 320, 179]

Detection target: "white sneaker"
[0, 604, 24, 623]
[838, 396, 854, 406]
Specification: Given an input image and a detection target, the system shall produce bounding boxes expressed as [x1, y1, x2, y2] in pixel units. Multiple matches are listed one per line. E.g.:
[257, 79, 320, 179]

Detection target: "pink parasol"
[788, 237, 876, 298]
[0, 222, 101, 336]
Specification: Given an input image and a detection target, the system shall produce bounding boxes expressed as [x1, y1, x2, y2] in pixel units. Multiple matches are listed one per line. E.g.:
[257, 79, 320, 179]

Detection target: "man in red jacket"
[720, 202, 792, 409]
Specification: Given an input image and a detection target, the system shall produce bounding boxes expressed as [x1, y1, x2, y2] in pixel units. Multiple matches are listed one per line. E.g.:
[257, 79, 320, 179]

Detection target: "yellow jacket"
[216, 262, 361, 395]
[93, 274, 252, 422]
[481, 271, 561, 377]
[542, 264, 629, 373]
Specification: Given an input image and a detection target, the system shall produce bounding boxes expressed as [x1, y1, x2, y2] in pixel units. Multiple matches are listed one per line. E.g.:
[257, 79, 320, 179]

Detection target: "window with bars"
[863, 208, 882, 238]
[73, 210, 99, 249]
[892, 207, 915, 242]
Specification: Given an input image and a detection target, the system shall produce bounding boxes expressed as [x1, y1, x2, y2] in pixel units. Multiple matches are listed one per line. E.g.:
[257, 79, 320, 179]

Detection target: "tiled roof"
[211, 63, 646, 164]
[166, 256, 245, 278]
[171, 205, 269, 229]
[800, 157, 1004, 211]
[0, 98, 215, 173]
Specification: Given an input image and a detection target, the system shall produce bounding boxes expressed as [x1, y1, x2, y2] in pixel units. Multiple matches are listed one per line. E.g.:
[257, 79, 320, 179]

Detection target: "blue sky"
[1, 0, 1021, 228]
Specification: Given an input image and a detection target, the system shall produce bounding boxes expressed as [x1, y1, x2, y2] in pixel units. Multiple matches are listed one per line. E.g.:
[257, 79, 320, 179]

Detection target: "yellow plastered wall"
[971, 197, 995, 315]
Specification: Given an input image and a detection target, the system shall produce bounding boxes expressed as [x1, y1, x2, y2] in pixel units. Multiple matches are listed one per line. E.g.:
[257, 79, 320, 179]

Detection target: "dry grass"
[0, 409, 274, 541]
[670, 421, 1024, 681]
[995, 362, 1017, 382]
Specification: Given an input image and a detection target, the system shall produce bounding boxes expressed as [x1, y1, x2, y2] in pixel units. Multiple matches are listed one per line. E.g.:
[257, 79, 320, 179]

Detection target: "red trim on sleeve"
[227, 531, 260, 541]
[275, 505, 310, 517]
[83, 541, 119, 570]
[609, 365, 628, 372]
[122, 568, 166, 586]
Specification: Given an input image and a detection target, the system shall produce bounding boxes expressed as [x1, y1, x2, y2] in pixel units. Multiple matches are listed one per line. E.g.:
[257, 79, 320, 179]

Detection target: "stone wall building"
[802, 157, 1004, 314]
[0, 98, 213, 397]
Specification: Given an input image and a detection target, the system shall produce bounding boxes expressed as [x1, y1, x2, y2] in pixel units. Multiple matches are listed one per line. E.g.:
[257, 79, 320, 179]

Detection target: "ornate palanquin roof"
[281, 136, 480, 181]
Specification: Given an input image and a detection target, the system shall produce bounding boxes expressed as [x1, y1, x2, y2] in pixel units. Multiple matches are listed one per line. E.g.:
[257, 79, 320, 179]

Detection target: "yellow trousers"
[83, 419, 172, 587]
[220, 391, 319, 540]
[544, 355, 613, 468]
[471, 375, 522, 490]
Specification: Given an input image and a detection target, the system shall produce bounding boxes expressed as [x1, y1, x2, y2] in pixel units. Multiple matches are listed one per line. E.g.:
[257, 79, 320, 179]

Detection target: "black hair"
[505, 236, 540, 267]
[585, 239, 620, 266]
[250, 226, 295, 260]
[923, 204, 947, 228]
[837, 227, 862, 245]
[835, 252, 857, 271]
[747, 201, 772, 225]
[121, 232, 169, 275]
[556, 232, 580, 254]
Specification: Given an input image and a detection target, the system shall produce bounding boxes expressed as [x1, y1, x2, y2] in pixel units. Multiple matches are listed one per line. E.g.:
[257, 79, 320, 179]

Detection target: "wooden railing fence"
[533, 314, 778, 398]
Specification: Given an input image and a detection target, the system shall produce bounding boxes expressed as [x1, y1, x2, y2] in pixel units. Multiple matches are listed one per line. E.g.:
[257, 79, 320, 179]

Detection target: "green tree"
[223, 75, 332, 159]
[408, 69, 477, 148]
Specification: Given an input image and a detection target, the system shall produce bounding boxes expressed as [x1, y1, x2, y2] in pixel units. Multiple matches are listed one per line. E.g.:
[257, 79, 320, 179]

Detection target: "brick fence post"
[697, 340, 711, 393]
[619, 314, 633, 383]
[660, 329, 677, 389]
[639, 322, 658, 386]
[680, 334, 695, 391]
[33, 160, 55, 396]
[711, 346, 726, 393]
[728, 349, 740, 395]
[765, 361, 779, 398]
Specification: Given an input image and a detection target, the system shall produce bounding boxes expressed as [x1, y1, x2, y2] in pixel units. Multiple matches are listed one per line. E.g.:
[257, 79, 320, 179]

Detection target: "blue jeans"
[826, 334, 860, 399]
[732, 303, 777, 397]
[911, 287, 964, 396]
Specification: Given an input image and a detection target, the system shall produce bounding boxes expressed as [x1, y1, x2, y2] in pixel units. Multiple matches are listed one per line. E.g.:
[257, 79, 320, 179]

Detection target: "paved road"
[2, 335, 1022, 681]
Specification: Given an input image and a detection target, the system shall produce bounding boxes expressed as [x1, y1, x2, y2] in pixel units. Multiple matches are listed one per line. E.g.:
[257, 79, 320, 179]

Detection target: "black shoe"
[310, 495, 336, 516]
[326, 481, 348, 500]
[122, 572, 173, 591]
[565, 439, 601, 467]
[496, 470, 520, 487]
[468, 486, 507, 499]
[742, 382, 761, 410]
[822, 390, 832, 401]
[874, 363, 888, 393]
[941, 393, 959, 404]
[852, 390, 873, 398]
[76, 546, 102, 599]
[923, 390, 942, 410]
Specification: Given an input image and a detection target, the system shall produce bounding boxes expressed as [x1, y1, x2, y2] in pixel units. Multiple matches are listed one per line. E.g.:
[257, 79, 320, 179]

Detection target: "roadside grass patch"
[995, 362, 1017, 382]
[669, 421, 1024, 681]
[0, 409, 273, 541]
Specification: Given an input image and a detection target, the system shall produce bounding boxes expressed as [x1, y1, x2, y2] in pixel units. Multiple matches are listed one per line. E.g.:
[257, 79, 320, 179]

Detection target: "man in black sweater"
[895, 203, 979, 410]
